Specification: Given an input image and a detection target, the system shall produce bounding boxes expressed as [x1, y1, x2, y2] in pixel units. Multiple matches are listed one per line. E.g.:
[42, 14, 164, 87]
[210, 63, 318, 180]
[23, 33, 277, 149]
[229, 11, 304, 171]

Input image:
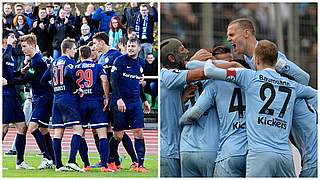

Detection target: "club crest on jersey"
[226, 69, 236, 82]
[67, 64, 74, 69]
[28, 68, 35, 74]
[111, 66, 117, 72]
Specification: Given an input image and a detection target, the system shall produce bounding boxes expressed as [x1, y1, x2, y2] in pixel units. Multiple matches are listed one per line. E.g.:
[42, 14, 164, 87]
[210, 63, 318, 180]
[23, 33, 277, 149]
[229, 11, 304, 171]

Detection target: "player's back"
[160, 68, 188, 159]
[180, 80, 219, 152]
[244, 50, 309, 85]
[210, 80, 247, 161]
[75, 60, 105, 101]
[238, 69, 301, 154]
[291, 98, 317, 171]
[50, 55, 77, 98]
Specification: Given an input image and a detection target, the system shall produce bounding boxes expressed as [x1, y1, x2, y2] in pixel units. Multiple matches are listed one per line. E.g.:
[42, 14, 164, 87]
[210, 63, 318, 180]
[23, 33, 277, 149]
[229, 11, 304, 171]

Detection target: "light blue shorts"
[246, 151, 296, 177]
[180, 151, 217, 177]
[160, 157, 181, 177]
[214, 155, 246, 177]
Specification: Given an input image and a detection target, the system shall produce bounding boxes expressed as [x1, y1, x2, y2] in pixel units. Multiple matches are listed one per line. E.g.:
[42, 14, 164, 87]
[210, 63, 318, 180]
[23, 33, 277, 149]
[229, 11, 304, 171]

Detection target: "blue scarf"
[135, 15, 148, 39]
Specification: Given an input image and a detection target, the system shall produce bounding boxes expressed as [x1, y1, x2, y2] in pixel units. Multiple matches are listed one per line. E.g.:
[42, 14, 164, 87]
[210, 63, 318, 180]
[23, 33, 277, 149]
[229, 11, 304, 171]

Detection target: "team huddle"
[160, 18, 317, 177]
[2, 30, 150, 173]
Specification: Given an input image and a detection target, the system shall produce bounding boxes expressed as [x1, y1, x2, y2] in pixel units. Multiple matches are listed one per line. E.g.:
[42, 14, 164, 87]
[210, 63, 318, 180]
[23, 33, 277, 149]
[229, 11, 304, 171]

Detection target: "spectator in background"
[45, 4, 56, 20]
[77, 24, 93, 47]
[143, 53, 158, 107]
[30, 8, 53, 55]
[3, 3, 15, 29]
[13, 15, 29, 37]
[14, 4, 32, 28]
[134, 3, 158, 59]
[49, 9, 75, 59]
[77, 3, 99, 34]
[12, 15, 29, 68]
[92, 3, 117, 33]
[122, 1, 140, 30]
[23, 3, 36, 26]
[63, 3, 76, 26]
[109, 16, 124, 49]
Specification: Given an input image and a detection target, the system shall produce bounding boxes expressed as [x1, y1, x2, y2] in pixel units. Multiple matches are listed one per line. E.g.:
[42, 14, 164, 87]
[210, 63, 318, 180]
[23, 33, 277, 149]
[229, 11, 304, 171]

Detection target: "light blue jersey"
[160, 68, 188, 159]
[188, 80, 247, 160]
[244, 51, 310, 85]
[180, 80, 220, 152]
[232, 68, 317, 155]
[291, 98, 317, 175]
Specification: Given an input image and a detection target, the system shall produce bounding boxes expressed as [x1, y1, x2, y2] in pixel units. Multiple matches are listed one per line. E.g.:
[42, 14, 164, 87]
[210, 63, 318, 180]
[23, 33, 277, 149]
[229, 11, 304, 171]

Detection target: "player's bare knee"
[39, 127, 49, 135]
[133, 128, 144, 139]
[96, 127, 107, 139]
[28, 122, 39, 133]
[72, 125, 83, 136]
[114, 131, 124, 141]
[17, 125, 27, 134]
[54, 128, 64, 139]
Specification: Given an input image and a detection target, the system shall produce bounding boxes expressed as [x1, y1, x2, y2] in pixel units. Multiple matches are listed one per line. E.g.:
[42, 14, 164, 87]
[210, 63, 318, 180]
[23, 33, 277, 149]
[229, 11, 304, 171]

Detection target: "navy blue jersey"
[42, 55, 78, 96]
[23, 53, 52, 97]
[75, 60, 107, 101]
[110, 54, 144, 105]
[97, 48, 122, 80]
[2, 45, 16, 96]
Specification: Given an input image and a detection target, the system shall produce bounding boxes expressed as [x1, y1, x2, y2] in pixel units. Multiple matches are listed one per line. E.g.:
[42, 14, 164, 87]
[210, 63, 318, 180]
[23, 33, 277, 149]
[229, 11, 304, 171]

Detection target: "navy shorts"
[80, 100, 108, 129]
[52, 96, 81, 128]
[30, 95, 53, 128]
[112, 102, 144, 131]
[3, 95, 25, 124]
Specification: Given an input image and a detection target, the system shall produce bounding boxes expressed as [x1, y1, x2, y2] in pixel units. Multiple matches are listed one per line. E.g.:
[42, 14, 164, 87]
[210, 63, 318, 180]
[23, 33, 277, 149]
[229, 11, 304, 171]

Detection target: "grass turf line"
[3, 152, 158, 177]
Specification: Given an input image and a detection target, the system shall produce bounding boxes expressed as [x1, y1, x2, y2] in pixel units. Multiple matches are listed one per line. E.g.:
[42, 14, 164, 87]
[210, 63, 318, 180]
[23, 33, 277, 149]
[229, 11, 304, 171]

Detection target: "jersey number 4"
[259, 82, 292, 118]
[76, 69, 93, 88]
[229, 88, 246, 118]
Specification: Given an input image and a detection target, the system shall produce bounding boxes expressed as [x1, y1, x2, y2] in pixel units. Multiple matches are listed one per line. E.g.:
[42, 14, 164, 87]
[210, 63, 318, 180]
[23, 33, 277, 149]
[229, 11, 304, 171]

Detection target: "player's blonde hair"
[229, 18, 256, 36]
[255, 40, 278, 66]
[19, 34, 37, 46]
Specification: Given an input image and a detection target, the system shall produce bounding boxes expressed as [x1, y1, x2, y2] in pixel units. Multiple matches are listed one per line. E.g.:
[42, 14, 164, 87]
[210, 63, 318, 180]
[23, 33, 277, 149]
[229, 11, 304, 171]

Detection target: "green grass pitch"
[3, 152, 158, 177]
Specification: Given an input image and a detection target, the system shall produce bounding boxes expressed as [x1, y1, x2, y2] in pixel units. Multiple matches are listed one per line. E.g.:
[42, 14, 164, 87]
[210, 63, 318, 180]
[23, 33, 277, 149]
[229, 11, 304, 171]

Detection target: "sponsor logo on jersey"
[122, 73, 140, 80]
[111, 66, 117, 72]
[28, 68, 35, 74]
[233, 121, 246, 130]
[257, 116, 287, 129]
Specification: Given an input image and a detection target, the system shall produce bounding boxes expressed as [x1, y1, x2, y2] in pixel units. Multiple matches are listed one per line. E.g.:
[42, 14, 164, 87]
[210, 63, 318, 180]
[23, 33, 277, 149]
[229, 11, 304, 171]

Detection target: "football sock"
[99, 138, 109, 167]
[122, 132, 137, 163]
[44, 132, 55, 164]
[108, 137, 120, 163]
[135, 138, 146, 167]
[31, 129, 51, 160]
[93, 133, 100, 154]
[15, 133, 26, 165]
[107, 132, 113, 141]
[68, 134, 81, 164]
[79, 138, 90, 167]
[53, 138, 63, 168]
